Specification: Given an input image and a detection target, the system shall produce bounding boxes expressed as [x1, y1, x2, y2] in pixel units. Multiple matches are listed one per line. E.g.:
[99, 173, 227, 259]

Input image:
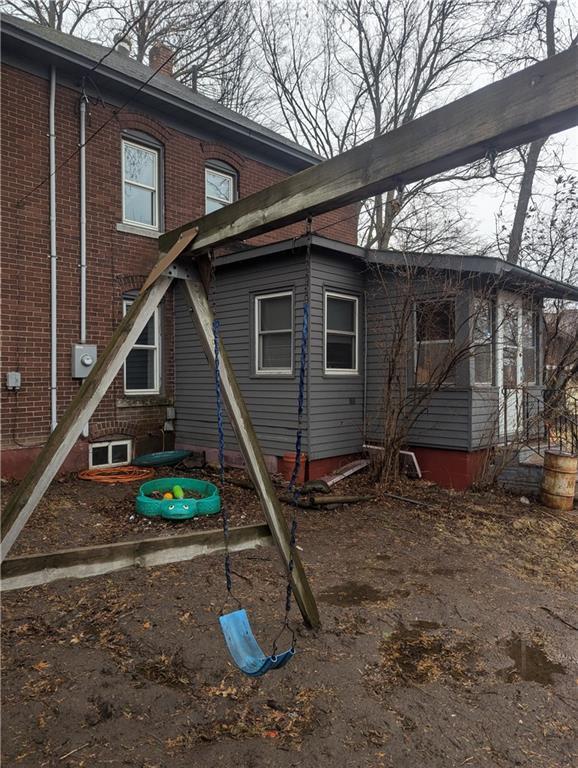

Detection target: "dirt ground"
[2, 469, 577, 767]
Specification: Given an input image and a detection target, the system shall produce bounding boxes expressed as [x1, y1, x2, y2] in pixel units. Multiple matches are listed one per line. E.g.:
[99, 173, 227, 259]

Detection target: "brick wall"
[0, 63, 358, 475]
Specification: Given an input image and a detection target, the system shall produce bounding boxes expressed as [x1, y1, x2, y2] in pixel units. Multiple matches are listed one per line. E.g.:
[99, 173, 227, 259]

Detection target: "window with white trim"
[205, 165, 235, 213]
[123, 298, 160, 394]
[415, 299, 455, 385]
[324, 292, 358, 373]
[473, 298, 494, 385]
[255, 292, 293, 374]
[522, 308, 538, 384]
[122, 139, 159, 229]
[89, 439, 132, 468]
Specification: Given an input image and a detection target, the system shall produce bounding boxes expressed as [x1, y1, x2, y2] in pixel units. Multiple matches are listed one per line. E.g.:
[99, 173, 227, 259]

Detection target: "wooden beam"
[181, 266, 321, 629]
[1, 277, 173, 561]
[1, 523, 272, 592]
[161, 48, 578, 253]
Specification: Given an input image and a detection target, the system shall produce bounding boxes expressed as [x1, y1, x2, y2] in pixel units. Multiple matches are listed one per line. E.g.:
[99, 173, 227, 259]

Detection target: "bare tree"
[256, 0, 521, 248]
[505, 0, 577, 264]
[99, 0, 260, 114]
[2, 0, 106, 34]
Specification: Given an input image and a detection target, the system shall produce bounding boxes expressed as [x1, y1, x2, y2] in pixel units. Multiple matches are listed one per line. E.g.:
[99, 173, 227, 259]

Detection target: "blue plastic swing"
[213, 263, 310, 677]
[219, 609, 295, 677]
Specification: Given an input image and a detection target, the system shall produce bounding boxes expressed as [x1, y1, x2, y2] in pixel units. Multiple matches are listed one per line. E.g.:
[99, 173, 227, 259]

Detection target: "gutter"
[49, 65, 57, 431]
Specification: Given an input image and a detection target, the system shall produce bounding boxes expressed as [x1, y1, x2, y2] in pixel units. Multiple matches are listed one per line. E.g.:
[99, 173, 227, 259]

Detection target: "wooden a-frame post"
[2, 49, 577, 626]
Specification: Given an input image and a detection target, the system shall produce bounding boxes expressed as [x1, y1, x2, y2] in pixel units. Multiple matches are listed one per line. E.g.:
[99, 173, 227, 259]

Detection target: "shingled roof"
[1, 13, 322, 171]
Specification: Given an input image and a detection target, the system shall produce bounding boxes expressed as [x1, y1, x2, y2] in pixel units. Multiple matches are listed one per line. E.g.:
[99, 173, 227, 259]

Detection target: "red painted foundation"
[410, 447, 489, 490]
[277, 452, 361, 483]
[1, 441, 89, 481]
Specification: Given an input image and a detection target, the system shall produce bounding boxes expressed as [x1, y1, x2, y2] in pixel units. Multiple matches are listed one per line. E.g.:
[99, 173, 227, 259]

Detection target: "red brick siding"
[1, 64, 357, 472]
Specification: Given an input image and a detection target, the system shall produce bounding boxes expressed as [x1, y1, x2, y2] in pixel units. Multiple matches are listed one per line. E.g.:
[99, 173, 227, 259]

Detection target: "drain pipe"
[49, 66, 58, 432]
[79, 88, 89, 438]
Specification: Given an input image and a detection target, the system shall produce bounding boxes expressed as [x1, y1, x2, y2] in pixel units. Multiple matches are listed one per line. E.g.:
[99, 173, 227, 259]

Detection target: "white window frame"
[123, 298, 160, 395]
[205, 166, 235, 213]
[122, 139, 160, 230]
[324, 291, 359, 375]
[472, 297, 494, 387]
[89, 439, 132, 469]
[413, 298, 456, 387]
[255, 291, 293, 375]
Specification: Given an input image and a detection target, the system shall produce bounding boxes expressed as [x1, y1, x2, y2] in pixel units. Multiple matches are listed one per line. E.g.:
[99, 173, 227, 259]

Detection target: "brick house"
[1, 14, 357, 480]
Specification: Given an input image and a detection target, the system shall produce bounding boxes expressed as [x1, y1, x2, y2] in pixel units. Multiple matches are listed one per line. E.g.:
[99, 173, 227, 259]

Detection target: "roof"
[0, 14, 321, 171]
[216, 234, 578, 301]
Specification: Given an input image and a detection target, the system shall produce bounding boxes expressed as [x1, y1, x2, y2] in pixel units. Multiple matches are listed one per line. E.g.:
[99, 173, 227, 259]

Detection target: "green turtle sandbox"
[136, 477, 220, 520]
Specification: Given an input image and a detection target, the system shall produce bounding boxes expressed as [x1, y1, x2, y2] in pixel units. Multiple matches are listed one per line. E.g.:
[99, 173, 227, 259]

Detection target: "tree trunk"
[506, 137, 547, 264]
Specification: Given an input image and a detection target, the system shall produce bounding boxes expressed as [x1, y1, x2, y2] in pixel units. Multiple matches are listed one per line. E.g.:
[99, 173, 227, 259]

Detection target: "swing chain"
[274, 219, 312, 654]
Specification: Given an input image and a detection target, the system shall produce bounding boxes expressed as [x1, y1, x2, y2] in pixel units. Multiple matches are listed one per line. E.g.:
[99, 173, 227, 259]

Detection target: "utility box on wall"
[72, 344, 97, 378]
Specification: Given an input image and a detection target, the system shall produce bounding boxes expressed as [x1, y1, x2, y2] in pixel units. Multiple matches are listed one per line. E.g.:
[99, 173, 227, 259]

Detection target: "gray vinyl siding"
[174, 253, 308, 456]
[364, 268, 471, 451]
[308, 250, 365, 460]
[470, 389, 499, 449]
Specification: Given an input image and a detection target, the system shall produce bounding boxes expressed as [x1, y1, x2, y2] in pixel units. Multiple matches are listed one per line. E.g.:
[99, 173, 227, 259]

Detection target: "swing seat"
[219, 609, 295, 677]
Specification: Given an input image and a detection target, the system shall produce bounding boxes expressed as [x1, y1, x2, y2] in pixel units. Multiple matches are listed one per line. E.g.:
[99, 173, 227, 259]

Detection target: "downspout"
[49, 66, 57, 431]
[362, 289, 368, 445]
[79, 88, 89, 438]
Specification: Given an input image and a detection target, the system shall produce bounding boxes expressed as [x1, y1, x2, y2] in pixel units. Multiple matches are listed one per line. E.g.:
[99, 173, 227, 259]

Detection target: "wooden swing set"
[2, 48, 577, 638]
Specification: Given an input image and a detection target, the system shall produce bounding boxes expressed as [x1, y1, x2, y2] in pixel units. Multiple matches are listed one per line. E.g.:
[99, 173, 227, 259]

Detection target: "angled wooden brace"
[181, 263, 320, 629]
[1, 229, 197, 561]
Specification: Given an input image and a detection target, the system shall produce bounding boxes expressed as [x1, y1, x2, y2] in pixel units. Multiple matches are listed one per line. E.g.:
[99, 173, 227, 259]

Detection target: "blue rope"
[213, 318, 232, 594]
[284, 302, 309, 616]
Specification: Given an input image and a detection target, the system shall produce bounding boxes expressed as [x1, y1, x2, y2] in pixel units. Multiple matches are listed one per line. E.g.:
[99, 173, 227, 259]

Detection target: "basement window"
[123, 298, 160, 395]
[89, 440, 132, 469]
[255, 292, 293, 374]
[324, 292, 358, 374]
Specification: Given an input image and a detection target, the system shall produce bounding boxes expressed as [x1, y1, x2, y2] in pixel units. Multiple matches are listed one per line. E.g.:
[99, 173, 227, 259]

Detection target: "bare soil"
[2, 471, 577, 767]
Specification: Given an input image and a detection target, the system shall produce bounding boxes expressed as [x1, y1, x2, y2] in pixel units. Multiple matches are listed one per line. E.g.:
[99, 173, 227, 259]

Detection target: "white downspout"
[79, 93, 87, 346]
[49, 66, 58, 432]
[79, 91, 89, 438]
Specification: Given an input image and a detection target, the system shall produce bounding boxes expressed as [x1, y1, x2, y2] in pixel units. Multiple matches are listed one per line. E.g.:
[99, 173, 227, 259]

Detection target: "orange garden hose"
[78, 466, 155, 483]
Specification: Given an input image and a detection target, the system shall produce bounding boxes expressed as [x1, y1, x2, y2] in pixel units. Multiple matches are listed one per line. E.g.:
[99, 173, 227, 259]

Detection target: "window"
[324, 292, 358, 373]
[205, 164, 235, 213]
[123, 298, 160, 394]
[255, 292, 293, 374]
[473, 298, 494, 385]
[89, 440, 132, 469]
[122, 139, 159, 229]
[415, 300, 455, 385]
[522, 309, 537, 384]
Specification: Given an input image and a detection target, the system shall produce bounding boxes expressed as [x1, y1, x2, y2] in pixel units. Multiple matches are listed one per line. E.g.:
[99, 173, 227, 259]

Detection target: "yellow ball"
[163, 492, 174, 500]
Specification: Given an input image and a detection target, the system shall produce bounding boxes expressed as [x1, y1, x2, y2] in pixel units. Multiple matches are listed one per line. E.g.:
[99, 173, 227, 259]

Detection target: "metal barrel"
[540, 450, 578, 511]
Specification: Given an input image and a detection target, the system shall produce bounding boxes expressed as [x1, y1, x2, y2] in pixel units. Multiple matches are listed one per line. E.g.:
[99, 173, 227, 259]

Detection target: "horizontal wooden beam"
[1, 523, 272, 592]
[160, 48, 578, 254]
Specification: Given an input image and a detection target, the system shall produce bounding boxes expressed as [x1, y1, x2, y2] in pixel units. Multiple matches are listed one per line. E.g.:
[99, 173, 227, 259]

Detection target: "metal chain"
[273, 219, 312, 654]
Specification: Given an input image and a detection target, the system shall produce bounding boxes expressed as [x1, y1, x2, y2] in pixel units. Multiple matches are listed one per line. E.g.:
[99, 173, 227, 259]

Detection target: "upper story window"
[255, 292, 293, 374]
[205, 162, 236, 213]
[415, 299, 455, 385]
[123, 297, 160, 394]
[473, 298, 494, 385]
[324, 292, 358, 374]
[122, 139, 160, 230]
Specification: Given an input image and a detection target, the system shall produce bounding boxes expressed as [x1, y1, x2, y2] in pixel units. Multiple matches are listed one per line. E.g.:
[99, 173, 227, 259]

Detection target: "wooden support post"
[1, 277, 173, 561]
[181, 267, 321, 629]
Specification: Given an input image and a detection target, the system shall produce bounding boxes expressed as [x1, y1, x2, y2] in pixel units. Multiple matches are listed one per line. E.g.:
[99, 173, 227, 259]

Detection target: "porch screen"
[473, 299, 493, 384]
[415, 300, 455, 385]
[256, 292, 293, 373]
[522, 309, 537, 384]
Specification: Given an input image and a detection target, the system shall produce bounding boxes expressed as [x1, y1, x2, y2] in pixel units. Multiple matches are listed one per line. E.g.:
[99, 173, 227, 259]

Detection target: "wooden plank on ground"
[320, 459, 370, 487]
[182, 264, 321, 629]
[1, 523, 272, 592]
[160, 49, 578, 253]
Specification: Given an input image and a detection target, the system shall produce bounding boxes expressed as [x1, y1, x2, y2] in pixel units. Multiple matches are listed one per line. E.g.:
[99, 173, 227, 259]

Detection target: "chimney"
[113, 33, 131, 56]
[149, 44, 174, 77]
